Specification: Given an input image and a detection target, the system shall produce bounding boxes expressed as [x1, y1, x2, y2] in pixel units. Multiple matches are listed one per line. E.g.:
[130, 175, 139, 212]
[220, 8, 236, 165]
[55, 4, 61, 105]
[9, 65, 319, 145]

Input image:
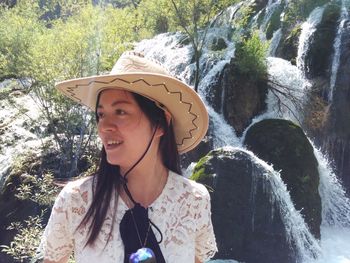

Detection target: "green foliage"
[1, 214, 45, 263]
[0, 213, 76, 263]
[0, 2, 44, 81]
[169, 0, 234, 91]
[0, 2, 140, 177]
[135, 0, 173, 37]
[283, 0, 329, 27]
[15, 173, 59, 206]
[235, 31, 269, 81]
[233, 4, 255, 32]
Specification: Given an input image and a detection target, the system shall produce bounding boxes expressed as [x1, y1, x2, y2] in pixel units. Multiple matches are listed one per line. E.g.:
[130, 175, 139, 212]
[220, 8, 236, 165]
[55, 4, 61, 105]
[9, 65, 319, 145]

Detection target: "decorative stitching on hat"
[64, 78, 199, 147]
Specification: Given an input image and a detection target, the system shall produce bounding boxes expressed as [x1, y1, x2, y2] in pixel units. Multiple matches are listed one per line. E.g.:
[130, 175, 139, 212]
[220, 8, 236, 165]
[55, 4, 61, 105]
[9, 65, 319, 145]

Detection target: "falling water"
[305, 145, 350, 263]
[0, 84, 42, 190]
[265, 57, 305, 122]
[249, 148, 321, 262]
[135, 27, 239, 148]
[260, 0, 285, 32]
[329, 0, 349, 102]
[269, 28, 282, 56]
[296, 6, 325, 74]
[211, 2, 243, 28]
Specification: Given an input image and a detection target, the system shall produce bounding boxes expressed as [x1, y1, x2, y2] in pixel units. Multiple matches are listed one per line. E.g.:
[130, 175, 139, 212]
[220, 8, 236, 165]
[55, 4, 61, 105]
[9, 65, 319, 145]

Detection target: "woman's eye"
[97, 112, 104, 118]
[116, 109, 126, 115]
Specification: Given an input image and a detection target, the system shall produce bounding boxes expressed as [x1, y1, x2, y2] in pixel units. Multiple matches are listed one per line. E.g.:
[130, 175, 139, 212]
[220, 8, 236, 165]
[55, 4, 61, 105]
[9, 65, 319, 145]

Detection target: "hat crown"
[110, 52, 169, 76]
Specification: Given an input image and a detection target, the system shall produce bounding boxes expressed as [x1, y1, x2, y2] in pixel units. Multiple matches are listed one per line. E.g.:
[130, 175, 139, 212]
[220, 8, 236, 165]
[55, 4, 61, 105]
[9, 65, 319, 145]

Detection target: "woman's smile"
[97, 89, 156, 168]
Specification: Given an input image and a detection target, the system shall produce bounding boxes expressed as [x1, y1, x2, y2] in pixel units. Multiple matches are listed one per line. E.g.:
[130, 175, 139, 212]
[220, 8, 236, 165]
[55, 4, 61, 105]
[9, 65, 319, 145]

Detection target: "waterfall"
[265, 57, 305, 122]
[135, 26, 239, 148]
[329, 0, 349, 102]
[211, 2, 243, 28]
[296, 6, 325, 74]
[315, 146, 350, 227]
[133, 2, 350, 261]
[260, 0, 284, 32]
[0, 87, 42, 190]
[269, 28, 282, 56]
[248, 147, 321, 261]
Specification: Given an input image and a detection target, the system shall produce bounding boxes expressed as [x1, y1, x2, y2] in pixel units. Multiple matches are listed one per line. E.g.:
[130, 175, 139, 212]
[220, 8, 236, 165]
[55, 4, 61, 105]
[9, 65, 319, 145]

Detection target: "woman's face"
[97, 89, 157, 169]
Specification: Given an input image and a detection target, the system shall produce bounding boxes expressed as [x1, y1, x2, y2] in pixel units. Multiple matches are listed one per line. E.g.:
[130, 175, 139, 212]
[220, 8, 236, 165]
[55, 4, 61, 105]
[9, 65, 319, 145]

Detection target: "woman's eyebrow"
[97, 100, 131, 109]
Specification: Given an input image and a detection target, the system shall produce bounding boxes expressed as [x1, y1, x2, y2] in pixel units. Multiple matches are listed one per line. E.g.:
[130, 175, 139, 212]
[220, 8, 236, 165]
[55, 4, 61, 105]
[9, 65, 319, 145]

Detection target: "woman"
[39, 51, 217, 263]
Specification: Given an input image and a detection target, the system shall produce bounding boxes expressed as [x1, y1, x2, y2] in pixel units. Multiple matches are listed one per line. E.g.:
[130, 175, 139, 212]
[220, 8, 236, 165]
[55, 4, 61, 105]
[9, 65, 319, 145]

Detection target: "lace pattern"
[39, 171, 217, 262]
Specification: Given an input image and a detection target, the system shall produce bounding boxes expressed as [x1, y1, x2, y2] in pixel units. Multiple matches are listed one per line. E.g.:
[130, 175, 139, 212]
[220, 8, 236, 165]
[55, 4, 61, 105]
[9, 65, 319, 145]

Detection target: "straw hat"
[56, 51, 208, 154]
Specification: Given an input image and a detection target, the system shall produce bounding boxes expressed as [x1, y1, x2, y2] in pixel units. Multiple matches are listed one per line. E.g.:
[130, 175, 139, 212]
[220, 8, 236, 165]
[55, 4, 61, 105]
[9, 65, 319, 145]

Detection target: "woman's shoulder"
[168, 170, 210, 199]
[57, 176, 95, 205]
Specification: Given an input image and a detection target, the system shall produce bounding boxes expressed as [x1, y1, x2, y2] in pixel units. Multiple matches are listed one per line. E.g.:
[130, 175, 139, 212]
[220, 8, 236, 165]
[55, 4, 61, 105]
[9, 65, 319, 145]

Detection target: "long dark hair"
[78, 91, 181, 246]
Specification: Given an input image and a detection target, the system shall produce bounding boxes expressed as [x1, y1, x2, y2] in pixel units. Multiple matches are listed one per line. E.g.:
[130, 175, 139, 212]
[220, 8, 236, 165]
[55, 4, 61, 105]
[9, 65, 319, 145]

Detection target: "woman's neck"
[119, 154, 169, 208]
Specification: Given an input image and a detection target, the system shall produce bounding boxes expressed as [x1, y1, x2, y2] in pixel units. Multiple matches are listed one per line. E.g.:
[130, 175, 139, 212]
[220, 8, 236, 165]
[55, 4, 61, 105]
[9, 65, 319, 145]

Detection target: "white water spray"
[296, 6, 325, 74]
[329, 0, 349, 102]
[269, 28, 282, 56]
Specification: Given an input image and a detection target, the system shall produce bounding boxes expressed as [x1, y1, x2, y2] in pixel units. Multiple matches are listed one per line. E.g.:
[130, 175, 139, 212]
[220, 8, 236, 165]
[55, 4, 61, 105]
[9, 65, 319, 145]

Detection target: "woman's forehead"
[98, 89, 135, 106]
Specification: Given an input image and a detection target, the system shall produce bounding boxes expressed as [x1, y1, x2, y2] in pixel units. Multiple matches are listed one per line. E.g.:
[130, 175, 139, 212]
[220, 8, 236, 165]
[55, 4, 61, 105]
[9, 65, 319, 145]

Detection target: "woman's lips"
[105, 140, 123, 150]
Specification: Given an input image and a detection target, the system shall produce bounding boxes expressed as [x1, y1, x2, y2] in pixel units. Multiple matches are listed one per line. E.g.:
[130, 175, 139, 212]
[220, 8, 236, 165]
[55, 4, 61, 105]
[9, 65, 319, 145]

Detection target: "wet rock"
[181, 118, 215, 168]
[276, 24, 301, 65]
[305, 4, 340, 82]
[324, 18, 350, 194]
[211, 37, 227, 51]
[191, 148, 297, 262]
[244, 119, 322, 239]
[265, 2, 285, 39]
[218, 61, 267, 136]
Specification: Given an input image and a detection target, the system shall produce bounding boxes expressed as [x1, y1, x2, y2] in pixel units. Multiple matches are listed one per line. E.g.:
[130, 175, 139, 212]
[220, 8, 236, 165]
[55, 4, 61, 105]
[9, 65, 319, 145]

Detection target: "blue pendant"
[129, 247, 156, 263]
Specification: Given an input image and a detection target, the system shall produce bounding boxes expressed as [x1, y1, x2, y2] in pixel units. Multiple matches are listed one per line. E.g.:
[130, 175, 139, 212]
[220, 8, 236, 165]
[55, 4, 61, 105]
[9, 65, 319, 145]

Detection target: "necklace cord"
[150, 219, 163, 244]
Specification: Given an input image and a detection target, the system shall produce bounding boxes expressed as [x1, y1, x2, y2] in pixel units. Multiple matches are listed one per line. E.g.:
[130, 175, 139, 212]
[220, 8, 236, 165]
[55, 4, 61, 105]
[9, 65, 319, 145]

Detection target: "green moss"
[244, 119, 322, 238]
[191, 155, 213, 180]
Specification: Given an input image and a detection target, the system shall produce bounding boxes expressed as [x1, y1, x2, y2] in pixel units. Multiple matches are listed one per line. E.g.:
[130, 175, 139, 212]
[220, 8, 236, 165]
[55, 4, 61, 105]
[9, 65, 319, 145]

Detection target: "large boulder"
[244, 119, 322, 238]
[207, 60, 267, 136]
[191, 148, 299, 263]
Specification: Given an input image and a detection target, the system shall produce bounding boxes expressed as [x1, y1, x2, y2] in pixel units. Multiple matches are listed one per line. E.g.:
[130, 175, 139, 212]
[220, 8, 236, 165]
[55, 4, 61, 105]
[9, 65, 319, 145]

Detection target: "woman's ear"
[164, 110, 172, 126]
[155, 111, 172, 137]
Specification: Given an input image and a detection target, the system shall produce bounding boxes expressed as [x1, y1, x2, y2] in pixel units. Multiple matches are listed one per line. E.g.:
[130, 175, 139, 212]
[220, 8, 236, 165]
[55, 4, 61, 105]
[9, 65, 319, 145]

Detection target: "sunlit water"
[0, 80, 42, 189]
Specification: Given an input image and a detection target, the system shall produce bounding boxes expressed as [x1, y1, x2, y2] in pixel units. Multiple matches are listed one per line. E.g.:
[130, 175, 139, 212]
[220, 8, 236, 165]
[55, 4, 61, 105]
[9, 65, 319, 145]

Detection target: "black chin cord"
[120, 120, 163, 244]
[121, 121, 159, 204]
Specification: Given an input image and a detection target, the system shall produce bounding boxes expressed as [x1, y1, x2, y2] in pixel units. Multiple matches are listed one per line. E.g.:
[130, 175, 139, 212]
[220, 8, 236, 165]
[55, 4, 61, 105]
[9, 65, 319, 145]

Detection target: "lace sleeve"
[195, 185, 218, 262]
[38, 184, 74, 262]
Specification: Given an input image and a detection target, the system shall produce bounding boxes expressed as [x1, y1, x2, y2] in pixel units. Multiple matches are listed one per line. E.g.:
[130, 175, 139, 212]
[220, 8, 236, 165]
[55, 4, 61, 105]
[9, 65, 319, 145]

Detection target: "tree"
[0, 2, 136, 177]
[169, 0, 233, 92]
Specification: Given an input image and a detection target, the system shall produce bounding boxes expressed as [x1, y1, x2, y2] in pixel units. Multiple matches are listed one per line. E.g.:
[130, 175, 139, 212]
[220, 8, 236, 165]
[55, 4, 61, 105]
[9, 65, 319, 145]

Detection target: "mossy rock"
[191, 148, 297, 262]
[265, 2, 285, 39]
[305, 3, 340, 79]
[216, 62, 268, 135]
[211, 37, 227, 51]
[277, 24, 302, 65]
[244, 119, 321, 238]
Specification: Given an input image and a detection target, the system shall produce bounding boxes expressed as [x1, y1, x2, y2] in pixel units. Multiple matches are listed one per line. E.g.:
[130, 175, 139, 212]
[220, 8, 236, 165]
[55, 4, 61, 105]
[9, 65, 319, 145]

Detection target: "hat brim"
[56, 73, 208, 154]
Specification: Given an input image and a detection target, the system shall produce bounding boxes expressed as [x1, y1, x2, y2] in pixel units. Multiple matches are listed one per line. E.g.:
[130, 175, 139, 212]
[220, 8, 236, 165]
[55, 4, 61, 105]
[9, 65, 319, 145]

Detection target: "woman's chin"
[106, 157, 121, 166]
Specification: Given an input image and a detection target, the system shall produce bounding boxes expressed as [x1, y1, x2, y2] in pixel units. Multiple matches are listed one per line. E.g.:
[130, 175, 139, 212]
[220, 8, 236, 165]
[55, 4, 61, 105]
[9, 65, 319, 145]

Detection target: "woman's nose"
[99, 118, 118, 132]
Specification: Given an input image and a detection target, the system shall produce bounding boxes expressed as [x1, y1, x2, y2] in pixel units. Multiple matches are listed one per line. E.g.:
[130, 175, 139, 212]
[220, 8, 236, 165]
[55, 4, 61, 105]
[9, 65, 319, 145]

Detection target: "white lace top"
[39, 171, 217, 262]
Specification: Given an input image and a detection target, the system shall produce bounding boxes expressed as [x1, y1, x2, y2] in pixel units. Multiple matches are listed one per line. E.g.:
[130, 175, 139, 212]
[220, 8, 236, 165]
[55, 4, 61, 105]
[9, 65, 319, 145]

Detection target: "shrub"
[234, 30, 269, 81]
